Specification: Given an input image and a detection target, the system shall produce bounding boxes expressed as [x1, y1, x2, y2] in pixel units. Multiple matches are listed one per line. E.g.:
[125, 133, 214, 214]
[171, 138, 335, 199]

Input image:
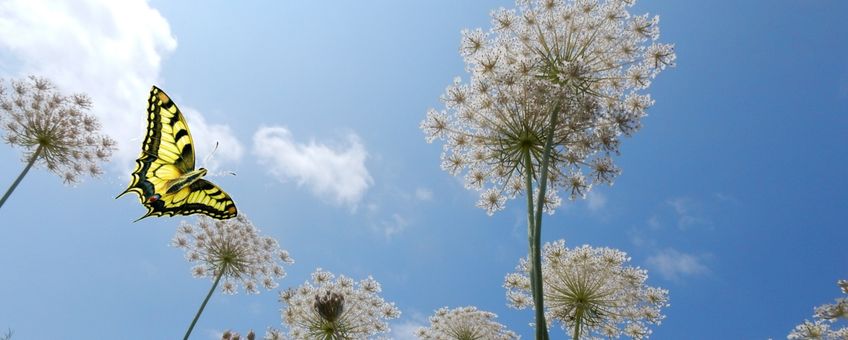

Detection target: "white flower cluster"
[421, 0, 675, 215]
[0, 76, 115, 183]
[172, 215, 294, 295]
[788, 280, 848, 340]
[279, 269, 400, 339]
[505, 240, 668, 339]
[416, 306, 518, 340]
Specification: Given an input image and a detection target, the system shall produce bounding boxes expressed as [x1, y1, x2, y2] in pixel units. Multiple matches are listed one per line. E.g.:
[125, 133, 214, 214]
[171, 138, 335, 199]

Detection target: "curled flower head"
[788, 280, 848, 339]
[0, 76, 116, 183]
[421, 0, 674, 215]
[172, 215, 294, 295]
[505, 240, 669, 339]
[416, 306, 518, 340]
[279, 269, 400, 339]
[221, 329, 256, 340]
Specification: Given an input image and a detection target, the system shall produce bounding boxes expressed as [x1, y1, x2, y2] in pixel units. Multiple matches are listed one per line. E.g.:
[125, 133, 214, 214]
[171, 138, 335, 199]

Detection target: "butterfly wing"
[145, 179, 238, 220]
[118, 86, 236, 221]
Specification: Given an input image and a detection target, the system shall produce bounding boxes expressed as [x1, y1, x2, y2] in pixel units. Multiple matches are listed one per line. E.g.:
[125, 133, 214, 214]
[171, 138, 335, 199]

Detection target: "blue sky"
[0, 0, 846, 339]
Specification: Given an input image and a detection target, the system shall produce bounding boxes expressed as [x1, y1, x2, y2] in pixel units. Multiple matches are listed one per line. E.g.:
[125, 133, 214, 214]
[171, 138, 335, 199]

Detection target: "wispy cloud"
[646, 248, 710, 282]
[586, 190, 607, 212]
[415, 187, 433, 201]
[181, 107, 244, 173]
[390, 320, 425, 340]
[0, 0, 244, 173]
[253, 126, 372, 208]
[666, 197, 709, 229]
[378, 213, 409, 240]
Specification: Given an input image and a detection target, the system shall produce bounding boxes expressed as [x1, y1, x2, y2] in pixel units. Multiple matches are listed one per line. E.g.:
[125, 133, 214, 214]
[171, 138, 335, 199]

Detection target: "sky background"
[0, 1, 846, 339]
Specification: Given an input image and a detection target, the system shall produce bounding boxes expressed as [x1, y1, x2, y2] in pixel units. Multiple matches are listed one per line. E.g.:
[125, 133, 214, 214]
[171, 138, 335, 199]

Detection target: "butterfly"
[117, 86, 238, 222]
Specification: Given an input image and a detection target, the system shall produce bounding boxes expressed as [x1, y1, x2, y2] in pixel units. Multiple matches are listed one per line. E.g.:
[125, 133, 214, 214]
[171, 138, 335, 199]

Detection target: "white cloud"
[646, 248, 710, 282]
[0, 0, 242, 172]
[666, 197, 709, 229]
[378, 213, 409, 239]
[586, 190, 607, 212]
[182, 107, 244, 173]
[390, 321, 425, 340]
[253, 126, 372, 208]
[414, 187, 433, 201]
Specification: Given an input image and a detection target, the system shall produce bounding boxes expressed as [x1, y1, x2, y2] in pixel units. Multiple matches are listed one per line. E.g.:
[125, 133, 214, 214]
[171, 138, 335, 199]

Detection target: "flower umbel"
[788, 280, 848, 340]
[279, 269, 400, 339]
[172, 215, 295, 294]
[420, 0, 675, 215]
[0, 76, 116, 184]
[416, 306, 518, 340]
[505, 240, 669, 339]
[174, 215, 294, 340]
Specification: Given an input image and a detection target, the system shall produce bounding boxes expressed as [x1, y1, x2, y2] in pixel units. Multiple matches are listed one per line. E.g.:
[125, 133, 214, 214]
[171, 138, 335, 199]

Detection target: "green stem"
[183, 269, 224, 340]
[572, 311, 582, 340]
[0, 145, 42, 211]
[524, 150, 549, 340]
[531, 104, 560, 340]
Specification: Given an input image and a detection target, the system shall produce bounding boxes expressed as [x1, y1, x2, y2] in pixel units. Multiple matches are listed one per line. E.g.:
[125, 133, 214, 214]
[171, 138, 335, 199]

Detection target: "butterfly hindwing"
[118, 86, 237, 221]
[146, 179, 238, 220]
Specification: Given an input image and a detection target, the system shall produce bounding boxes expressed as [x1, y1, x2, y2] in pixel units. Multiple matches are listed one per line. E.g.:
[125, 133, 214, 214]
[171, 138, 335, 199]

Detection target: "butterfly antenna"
[202, 141, 219, 168]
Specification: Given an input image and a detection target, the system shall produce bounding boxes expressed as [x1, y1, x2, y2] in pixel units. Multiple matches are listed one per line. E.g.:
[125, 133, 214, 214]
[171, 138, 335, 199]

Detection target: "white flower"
[172, 215, 294, 295]
[0, 76, 115, 183]
[505, 240, 669, 339]
[789, 280, 848, 339]
[279, 269, 400, 339]
[421, 0, 675, 215]
[417, 306, 518, 340]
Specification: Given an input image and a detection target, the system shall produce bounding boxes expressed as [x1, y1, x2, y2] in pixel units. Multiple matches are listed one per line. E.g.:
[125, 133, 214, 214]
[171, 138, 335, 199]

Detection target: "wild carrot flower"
[0, 76, 115, 209]
[505, 240, 669, 339]
[263, 328, 285, 340]
[279, 268, 400, 339]
[221, 330, 256, 340]
[788, 280, 848, 340]
[421, 0, 675, 216]
[173, 215, 294, 340]
[421, 1, 674, 337]
[416, 306, 518, 340]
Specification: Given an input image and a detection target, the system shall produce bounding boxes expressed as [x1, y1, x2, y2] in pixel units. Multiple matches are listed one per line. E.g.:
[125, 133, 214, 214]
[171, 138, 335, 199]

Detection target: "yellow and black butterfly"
[117, 86, 237, 221]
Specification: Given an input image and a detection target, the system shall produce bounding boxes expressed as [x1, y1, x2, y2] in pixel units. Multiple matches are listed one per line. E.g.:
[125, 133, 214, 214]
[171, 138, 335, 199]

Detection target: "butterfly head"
[198, 168, 208, 177]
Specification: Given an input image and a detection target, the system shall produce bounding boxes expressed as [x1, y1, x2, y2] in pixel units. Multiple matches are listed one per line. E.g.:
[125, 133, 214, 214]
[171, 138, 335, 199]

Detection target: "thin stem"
[0, 145, 43, 211]
[531, 104, 560, 340]
[572, 310, 583, 340]
[183, 269, 225, 340]
[524, 150, 549, 340]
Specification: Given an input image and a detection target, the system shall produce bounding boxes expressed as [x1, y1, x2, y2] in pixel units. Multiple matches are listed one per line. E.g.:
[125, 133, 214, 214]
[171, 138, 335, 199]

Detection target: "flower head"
[279, 269, 400, 339]
[421, 0, 674, 215]
[0, 76, 115, 183]
[172, 215, 294, 295]
[505, 240, 668, 339]
[416, 306, 518, 340]
[221, 329, 256, 340]
[788, 280, 848, 339]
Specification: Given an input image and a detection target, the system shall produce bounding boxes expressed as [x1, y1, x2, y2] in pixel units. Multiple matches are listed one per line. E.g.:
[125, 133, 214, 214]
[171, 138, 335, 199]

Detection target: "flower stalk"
[0, 145, 42, 210]
[183, 268, 225, 340]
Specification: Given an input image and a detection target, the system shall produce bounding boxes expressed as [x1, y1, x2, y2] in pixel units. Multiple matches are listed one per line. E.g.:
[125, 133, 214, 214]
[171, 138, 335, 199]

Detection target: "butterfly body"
[118, 86, 237, 221]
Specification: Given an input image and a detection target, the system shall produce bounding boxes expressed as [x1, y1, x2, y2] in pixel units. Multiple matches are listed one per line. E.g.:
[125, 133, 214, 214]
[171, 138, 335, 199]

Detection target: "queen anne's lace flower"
[416, 306, 518, 340]
[279, 269, 400, 339]
[421, 0, 675, 215]
[788, 280, 848, 340]
[172, 215, 294, 294]
[505, 240, 668, 339]
[0, 76, 115, 183]
[221, 329, 256, 340]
